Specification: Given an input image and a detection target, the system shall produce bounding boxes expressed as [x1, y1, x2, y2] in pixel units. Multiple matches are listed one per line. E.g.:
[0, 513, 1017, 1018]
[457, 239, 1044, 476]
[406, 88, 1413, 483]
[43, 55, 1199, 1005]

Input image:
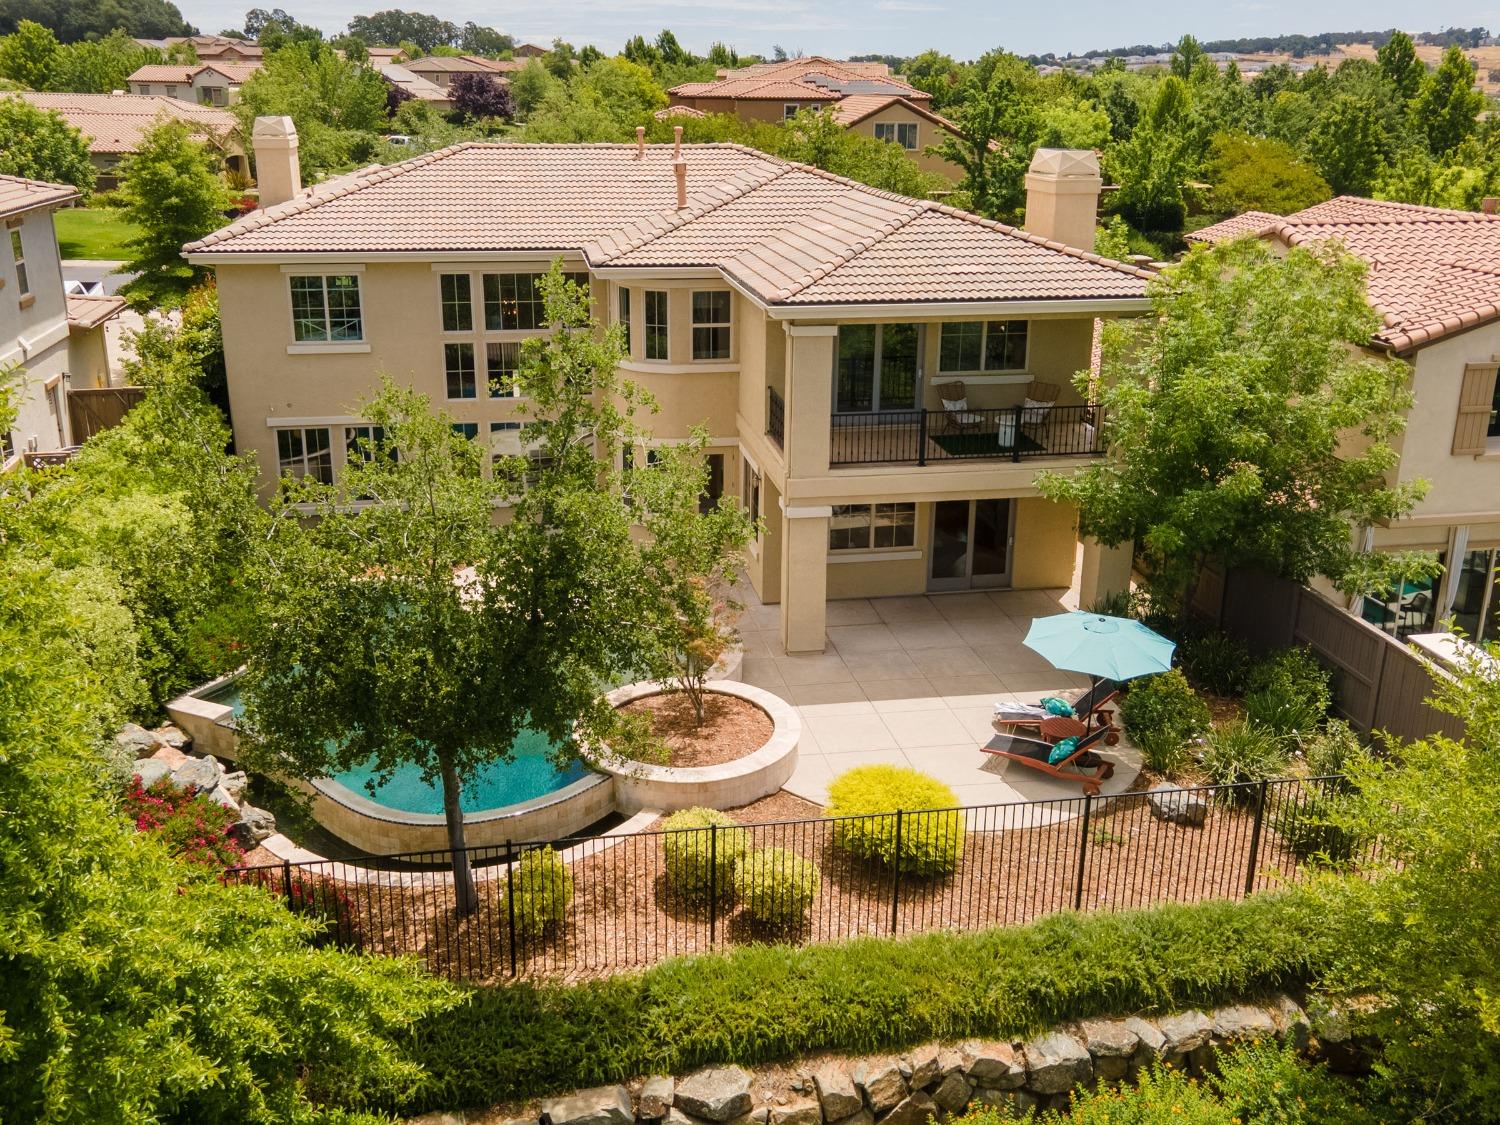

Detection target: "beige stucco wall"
[67, 325, 111, 389]
[846, 102, 963, 181]
[1011, 496, 1078, 588]
[2, 205, 74, 458]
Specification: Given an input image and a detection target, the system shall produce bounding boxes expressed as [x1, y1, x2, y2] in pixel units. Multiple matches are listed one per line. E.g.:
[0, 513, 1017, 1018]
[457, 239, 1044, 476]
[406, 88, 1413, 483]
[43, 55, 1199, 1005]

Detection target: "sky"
[179, 1, 1498, 59]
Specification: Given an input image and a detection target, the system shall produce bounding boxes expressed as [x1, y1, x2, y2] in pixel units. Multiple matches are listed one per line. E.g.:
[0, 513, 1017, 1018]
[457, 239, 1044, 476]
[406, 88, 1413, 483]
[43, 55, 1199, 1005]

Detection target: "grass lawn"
[53, 207, 140, 260]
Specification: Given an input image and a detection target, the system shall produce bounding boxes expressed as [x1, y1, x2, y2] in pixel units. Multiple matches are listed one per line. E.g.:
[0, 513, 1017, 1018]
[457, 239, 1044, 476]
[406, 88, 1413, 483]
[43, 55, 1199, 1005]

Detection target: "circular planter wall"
[598, 680, 800, 813]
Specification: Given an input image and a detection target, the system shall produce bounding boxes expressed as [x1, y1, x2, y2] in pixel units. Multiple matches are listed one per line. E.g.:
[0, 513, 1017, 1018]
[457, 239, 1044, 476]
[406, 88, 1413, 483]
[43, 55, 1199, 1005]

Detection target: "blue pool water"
[205, 681, 590, 815]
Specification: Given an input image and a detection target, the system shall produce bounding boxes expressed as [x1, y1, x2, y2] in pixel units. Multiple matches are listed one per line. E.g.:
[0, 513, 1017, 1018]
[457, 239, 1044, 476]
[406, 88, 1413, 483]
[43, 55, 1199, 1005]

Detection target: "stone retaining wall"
[410, 995, 1326, 1125]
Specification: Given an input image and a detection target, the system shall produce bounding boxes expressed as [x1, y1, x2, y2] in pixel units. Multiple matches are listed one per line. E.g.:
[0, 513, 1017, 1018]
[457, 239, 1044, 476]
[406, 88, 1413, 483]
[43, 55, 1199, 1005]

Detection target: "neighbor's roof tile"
[669, 56, 930, 103]
[5, 92, 237, 154]
[0, 172, 79, 219]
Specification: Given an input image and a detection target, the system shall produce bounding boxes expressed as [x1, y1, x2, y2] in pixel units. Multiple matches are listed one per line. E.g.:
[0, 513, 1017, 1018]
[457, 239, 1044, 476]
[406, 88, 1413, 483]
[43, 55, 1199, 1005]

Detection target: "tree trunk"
[439, 755, 478, 917]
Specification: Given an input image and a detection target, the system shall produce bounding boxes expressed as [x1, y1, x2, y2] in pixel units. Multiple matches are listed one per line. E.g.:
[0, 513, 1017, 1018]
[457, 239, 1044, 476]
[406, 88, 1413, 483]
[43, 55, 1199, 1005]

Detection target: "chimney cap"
[1026, 147, 1100, 179]
[1484, 196, 1499, 215]
[252, 115, 298, 141]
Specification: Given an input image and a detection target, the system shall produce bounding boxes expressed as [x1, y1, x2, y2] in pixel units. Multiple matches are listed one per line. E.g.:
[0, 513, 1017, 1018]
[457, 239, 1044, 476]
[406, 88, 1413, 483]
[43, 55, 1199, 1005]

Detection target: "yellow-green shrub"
[510, 845, 573, 938]
[826, 765, 964, 876]
[662, 807, 747, 905]
[734, 847, 819, 930]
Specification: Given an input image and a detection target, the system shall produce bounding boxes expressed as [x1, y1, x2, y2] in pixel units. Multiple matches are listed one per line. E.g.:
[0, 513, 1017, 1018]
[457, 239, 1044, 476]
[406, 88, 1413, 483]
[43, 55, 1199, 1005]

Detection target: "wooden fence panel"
[1371, 646, 1467, 745]
[68, 386, 144, 441]
[1219, 568, 1299, 654]
[1291, 593, 1385, 732]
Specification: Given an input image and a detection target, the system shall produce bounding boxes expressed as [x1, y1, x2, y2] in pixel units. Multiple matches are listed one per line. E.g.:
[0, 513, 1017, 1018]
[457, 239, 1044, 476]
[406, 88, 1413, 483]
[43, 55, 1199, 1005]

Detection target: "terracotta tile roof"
[831, 93, 963, 137]
[380, 65, 450, 103]
[404, 55, 510, 74]
[66, 293, 127, 330]
[5, 92, 238, 154]
[186, 143, 1149, 310]
[670, 57, 930, 103]
[1183, 211, 1282, 244]
[0, 173, 79, 220]
[1186, 195, 1500, 353]
[127, 61, 260, 84]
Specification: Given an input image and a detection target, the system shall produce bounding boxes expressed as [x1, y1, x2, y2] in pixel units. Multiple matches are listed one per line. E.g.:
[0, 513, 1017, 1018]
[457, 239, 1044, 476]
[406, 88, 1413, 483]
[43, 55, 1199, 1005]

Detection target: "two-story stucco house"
[1189, 197, 1500, 644]
[1, 175, 125, 468]
[185, 120, 1149, 653]
[127, 62, 261, 106]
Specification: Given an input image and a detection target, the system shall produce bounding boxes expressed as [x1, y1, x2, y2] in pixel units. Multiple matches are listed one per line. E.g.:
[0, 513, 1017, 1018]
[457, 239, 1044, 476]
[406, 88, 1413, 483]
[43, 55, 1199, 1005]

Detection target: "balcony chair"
[982, 726, 1115, 795]
[939, 381, 984, 435]
[1021, 379, 1062, 425]
[992, 678, 1121, 745]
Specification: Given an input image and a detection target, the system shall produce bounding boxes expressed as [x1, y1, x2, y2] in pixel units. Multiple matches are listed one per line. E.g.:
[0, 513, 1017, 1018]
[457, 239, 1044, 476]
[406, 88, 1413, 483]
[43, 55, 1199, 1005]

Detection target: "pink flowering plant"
[122, 775, 245, 868]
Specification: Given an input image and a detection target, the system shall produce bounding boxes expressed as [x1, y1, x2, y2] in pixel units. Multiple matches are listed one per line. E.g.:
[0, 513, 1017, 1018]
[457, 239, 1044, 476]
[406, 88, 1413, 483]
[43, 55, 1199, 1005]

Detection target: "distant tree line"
[1062, 26, 1491, 62]
[0, 0, 192, 41]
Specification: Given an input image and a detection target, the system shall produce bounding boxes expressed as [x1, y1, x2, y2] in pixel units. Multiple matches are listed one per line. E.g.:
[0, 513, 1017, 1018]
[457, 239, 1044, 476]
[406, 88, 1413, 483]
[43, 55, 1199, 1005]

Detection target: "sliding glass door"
[928, 499, 1013, 591]
[834, 324, 921, 414]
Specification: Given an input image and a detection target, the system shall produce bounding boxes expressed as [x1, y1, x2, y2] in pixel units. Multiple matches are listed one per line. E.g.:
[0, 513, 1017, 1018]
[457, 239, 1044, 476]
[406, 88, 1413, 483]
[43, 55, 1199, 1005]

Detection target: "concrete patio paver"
[735, 588, 1142, 811]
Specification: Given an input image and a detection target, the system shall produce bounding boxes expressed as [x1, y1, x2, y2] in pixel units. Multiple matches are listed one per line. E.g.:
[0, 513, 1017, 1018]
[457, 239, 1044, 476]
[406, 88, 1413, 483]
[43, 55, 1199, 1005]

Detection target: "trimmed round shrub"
[734, 847, 819, 930]
[1245, 647, 1332, 743]
[1177, 628, 1251, 696]
[662, 807, 747, 906]
[826, 765, 964, 877]
[510, 845, 573, 938]
[1199, 720, 1290, 800]
[1119, 668, 1211, 772]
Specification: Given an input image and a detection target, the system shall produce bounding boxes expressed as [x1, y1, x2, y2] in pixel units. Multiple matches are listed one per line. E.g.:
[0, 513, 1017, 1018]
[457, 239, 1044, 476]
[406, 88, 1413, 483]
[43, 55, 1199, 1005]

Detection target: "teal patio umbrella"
[1022, 611, 1175, 683]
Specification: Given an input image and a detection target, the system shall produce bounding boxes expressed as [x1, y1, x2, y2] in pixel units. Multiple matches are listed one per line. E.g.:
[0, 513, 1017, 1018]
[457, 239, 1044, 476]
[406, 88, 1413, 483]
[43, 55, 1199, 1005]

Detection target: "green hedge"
[396, 890, 1338, 1113]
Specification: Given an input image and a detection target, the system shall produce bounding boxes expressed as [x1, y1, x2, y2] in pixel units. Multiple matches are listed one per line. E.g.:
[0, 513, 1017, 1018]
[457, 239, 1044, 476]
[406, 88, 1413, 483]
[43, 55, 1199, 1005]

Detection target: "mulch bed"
[618, 691, 773, 767]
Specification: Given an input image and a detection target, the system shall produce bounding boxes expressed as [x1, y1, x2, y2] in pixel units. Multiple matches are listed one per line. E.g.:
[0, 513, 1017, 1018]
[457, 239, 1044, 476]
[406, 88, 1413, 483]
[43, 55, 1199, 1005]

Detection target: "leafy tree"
[449, 71, 513, 121]
[655, 29, 688, 66]
[347, 8, 457, 52]
[1376, 29, 1425, 101]
[582, 56, 667, 124]
[1039, 238, 1424, 605]
[1374, 147, 1500, 209]
[45, 29, 159, 94]
[1411, 45, 1484, 156]
[112, 121, 231, 308]
[1204, 131, 1331, 214]
[459, 21, 511, 56]
[706, 41, 738, 69]
[1107, 76, 1195, 232]
[0, 97, 94, 191]
[543, 38, 577, 79]
[1034, 94, 1111, 149]
[903, 49, 966, 112]
[236, 43, 389, 175]
[524, 83, 627, 142]
[0, 0, 192, 41]
[509, 57, 557, 118]
[1307, 94, 1388, 195]
[933, 49, 1039, 220]
[1169, 34, 1206, 81]
[0, 18, 58, 88]
[240, 267, 741, 913]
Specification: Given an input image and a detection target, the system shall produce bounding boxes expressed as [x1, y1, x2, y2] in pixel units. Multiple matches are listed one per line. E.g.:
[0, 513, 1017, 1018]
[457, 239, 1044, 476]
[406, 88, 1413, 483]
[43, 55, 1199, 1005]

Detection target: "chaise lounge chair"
[992, 678, 1121, 744]
[982, 726, 1115, 795]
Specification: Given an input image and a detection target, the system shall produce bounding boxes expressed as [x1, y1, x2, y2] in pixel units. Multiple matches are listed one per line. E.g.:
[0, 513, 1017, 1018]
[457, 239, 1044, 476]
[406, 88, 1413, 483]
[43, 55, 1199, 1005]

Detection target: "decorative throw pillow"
[1048, 736, 1080, 765]
[942, 398, 967, 413]
[1040, 696, 1075, 717]
[1021, 397, 1053, 424]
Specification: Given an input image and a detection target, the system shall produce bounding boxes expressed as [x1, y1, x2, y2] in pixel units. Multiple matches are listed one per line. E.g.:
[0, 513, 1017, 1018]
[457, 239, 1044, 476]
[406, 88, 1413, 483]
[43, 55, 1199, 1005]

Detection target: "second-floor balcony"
[829, 403, 1103, 467]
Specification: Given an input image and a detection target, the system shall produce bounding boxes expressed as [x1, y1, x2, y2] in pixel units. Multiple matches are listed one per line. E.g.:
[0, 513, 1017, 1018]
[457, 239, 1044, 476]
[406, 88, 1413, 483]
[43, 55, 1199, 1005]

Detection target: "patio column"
[779, 504, 830, 654]
[782, 324, 837, 478]
[1079, 536, 1133, 607]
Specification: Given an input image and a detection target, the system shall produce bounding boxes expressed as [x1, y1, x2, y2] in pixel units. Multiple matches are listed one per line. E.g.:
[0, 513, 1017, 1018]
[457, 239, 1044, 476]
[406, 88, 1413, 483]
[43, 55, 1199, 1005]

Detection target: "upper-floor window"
[938, 319, 1027, 373]
[277, 426, 332, 484]
[691, 291, 731, 360]
[645, 290, 669, 361]
[874, 122, 918, 150]
[9, 228, 28, 296]
[829, 502, 916, 551]
[617, 286, 631, 352]
[483, 271, 587, 331]
[440, 273, 473, 331]
[344, 424, 393, 464]
[290, 274, 362, 342]
[445, 342, 476, 399]
[451, 422, 479, 440]
[487, 341, 520, 397]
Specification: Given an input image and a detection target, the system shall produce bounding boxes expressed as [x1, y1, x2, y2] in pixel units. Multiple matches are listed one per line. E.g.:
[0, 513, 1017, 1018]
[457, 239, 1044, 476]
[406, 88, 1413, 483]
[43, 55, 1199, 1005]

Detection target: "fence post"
[917, 411, 928, 467]
[505, 839, 518, 977]
[1012, 405, 1024, 463]
[708, 823, 718, 947]
[1243, 781, 1269, 898]
[890, 809, 904, 935]
[1073, 794, 1092, 911]
[281, 858, 293, 905]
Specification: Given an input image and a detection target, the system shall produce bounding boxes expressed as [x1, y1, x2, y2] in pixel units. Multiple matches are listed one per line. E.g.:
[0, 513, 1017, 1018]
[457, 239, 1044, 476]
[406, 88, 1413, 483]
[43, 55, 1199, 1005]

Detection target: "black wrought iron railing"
[767, 386, 785, 448]
[829, 403, 1103, 467]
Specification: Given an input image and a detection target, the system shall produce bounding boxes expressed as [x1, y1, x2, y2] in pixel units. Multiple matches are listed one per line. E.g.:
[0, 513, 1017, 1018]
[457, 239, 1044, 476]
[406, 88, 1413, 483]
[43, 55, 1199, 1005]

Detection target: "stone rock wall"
[410, 996, 1319, 1125]
[118, 722, 276, 847]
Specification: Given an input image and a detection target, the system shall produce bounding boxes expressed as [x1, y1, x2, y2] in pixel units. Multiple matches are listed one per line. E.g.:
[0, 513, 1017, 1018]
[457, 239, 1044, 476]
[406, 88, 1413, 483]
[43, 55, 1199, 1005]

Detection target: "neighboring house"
[127, 61, 261, 105]
[6, 92, 242, 188]
[666, 57, 969, 181]
[367, 47, 410, 66]
[401, 55, 521, 90]
[380, 64, 453, 111]
[1189, 197, 1500, 644]
[185, 122, 1147, 653]
[0, 175, 125, 467]
[135, 35, 265, 64]
[513, 43, 549, 57]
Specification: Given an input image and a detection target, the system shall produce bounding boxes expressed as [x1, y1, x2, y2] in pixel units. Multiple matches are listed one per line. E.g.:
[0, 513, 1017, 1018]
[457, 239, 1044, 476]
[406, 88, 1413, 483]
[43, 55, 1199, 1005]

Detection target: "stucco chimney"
[1023, 148, 1103, 251]
[672, 124, 683, 161]
[1484, 196, 1499, 215]
[635, 125, 646, 158]
[674, 160, 687, 209]
[252, 115, 301, 208]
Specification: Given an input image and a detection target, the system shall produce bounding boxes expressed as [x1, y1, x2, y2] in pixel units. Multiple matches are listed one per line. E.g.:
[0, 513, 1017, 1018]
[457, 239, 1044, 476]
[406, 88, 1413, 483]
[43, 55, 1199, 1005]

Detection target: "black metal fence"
[829, 403, 1103, 467]
[223, 774, 1368, 982]
[767, 386, 785, 448]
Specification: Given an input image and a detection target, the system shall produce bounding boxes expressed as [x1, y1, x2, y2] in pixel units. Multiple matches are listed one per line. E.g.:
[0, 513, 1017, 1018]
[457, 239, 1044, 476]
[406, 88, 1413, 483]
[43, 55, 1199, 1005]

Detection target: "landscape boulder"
[851, 1059, 906, 1114]
[812, 1066, 861, 1121]
[930, 1071, 971, 1114]
[116, 723, 158, 756]
[132, 758, 172, 790]
[231, 804, 276, 845]
[1212, 1005, 1278, 1045]
[639, 1076, 675, 1119]
[1157, 1010, 1214, 1057]
[1022, 1032, 1092, 1095]
[542, 1085, 634, 1125]
[962, 1041, 1024, 1090]
[171, 755, 220, 794]
[768, 1099, 820, 1125]
[1146, 784, 1208, 827]
[906, 1044, 942, 1091]
[153, 724, 189, 750]
[879, 1092, 937, 1125]
[1079, 1019, 1140, 1081]
[676, 1067, 754, 1123]
[150, 744, 189, 769]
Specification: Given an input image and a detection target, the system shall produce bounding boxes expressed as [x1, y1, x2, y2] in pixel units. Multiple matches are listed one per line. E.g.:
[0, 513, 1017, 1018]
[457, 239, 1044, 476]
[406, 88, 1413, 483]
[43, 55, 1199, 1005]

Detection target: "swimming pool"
[203, 681, 590, 816]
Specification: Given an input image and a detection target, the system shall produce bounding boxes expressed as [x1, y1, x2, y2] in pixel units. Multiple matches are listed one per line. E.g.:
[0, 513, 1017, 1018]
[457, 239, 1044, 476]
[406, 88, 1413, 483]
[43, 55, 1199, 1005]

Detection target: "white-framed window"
[289, 274, 362, 342]
[829, 503, 917, 551]
[645, 290, 669, 361]
[451, 422, 479, 440]
[938, 320, 1028, 373]
[741, 456, 760, 541]
[617, 286, 630, 352]
[440, 273, 473, 331]
[343, 424, 392, 463]
[482, 271, 588, 330]
[486, 341, 520, 397]
[874, 122, 918, 150]
[445, 342, 476, 398]
[166, 84, 178, 97]
[783, 103, 800, 120]
[276, 426, 333, 483]
[9, 227, 28, 296]
[691, 290, 731, 360]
